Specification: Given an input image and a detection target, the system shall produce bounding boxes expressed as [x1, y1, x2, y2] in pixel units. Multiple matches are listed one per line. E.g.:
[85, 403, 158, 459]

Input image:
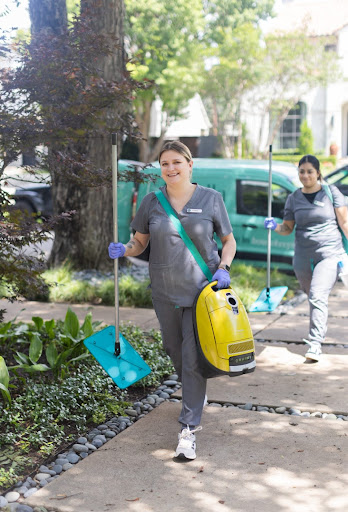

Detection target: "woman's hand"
[264, 217, 277, 230]
[264, 218, 294, 235]
[108, 242, 126, 259]
[212, 268, 231, 289]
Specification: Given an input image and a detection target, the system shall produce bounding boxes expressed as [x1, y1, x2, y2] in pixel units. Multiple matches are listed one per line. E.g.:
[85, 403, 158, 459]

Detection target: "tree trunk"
[211, 98, 218, 137]
[262, 105, 295, 157]
[43, 0, 126, 270]
[136, 100, 152, 163]
[76, 0, 125, 270]
[29, 0, 67, 36]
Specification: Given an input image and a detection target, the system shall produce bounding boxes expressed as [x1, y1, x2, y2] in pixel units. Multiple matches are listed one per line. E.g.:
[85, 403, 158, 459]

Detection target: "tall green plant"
[1, 310, 98, 386]
[298, 119, 314, 155]
[0, 356, 11, 405]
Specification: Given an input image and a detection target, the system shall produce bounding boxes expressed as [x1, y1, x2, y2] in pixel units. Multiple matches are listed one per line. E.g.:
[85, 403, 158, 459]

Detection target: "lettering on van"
[251, 236, 293, 250]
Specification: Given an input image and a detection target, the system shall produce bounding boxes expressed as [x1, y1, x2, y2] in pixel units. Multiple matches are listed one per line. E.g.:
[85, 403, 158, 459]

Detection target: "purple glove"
[264, 217, 277, 230]
[212, 268, 231, 289]
[108, 242, 126, 259]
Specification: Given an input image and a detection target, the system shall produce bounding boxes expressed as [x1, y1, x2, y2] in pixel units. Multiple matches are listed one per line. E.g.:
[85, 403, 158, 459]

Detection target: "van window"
[326, 169, 348, 186]
[236, 180, 290, 218]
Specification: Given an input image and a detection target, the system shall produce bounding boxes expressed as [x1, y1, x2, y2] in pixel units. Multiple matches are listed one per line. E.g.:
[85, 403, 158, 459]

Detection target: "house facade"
[149, 93, 213, 158]
[244, 0, 348, 158]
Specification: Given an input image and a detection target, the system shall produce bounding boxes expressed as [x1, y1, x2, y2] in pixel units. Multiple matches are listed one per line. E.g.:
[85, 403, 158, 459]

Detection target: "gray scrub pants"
[152, 300, 207, 428]
[293, 253, 340, 346]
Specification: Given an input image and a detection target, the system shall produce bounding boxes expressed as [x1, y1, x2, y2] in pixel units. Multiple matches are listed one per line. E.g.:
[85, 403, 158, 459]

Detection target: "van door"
[233, 179, 295, 264]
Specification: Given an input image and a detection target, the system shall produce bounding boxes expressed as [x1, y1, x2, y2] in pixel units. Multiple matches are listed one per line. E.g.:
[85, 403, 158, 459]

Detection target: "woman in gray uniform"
[264, 154, 348, 362]
[109, 141, 236, 460]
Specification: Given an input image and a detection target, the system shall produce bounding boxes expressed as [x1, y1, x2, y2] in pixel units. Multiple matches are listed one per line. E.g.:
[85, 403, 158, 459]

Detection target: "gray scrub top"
[283, 184, 346, 258]
[131, 184, 233, 307]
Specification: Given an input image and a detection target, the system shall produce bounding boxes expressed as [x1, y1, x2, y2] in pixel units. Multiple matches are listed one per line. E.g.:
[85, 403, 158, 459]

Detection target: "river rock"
[0, 496, 8, 508]
[72, 444, 88, 453]
[5, 491, 20, 503]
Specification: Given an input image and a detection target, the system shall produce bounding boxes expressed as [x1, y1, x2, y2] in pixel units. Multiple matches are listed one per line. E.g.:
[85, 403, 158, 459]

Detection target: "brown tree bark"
[69, 0, 126, 270]
[29, 0, 126, 270]
[29, 0, 67, 36]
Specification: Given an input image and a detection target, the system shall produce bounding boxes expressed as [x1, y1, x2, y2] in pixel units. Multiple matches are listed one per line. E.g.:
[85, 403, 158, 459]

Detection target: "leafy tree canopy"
[125, 0, 205, 116]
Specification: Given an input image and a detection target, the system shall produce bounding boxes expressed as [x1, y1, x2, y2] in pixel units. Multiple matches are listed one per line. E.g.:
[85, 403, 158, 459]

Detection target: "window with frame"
[237, 180, 290, 219]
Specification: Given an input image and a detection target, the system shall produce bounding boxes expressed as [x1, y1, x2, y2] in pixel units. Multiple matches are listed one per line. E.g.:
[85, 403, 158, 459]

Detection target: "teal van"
[118, 159, 301, 268]
[117, 160, 146, 242]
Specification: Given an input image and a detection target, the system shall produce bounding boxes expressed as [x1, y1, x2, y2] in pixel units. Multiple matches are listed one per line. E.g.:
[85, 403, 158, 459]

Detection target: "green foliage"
[27, 263, 153, 308]
[204, 0, 273, 40]
[273, 154, 337, 173]
[118, 275, 152, 308]
[298, 120, 314, 155]
[201, 1, 273, 157]
[126, 0, 205, 111]
[0, 361, 132, 492]
[257, 30, 340, 153]
[5, 261, 300, 311]
[0, 356, 11, 405]
[0, 467, 19, 491]
[0, 6, 145, 306]
[0, 314, 172, 492]
[120, 325, 174, 387]
[229, 262, 298, 310]
[0, 310, 102, 394]
[125, 0, 205, 159]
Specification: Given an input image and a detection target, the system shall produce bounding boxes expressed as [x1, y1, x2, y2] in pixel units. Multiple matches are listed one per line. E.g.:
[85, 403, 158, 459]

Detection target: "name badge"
[314, 200, 324, 207]
[187, 208, 202, 213]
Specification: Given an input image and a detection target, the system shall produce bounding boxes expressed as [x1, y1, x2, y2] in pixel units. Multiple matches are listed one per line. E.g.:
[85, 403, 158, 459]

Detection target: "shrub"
[298, 120, 314, 155]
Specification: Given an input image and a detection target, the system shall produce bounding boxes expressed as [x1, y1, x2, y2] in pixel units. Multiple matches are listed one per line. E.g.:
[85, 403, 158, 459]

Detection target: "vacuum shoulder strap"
[155, 190, 213, 281]
[322, 183, 333, 202]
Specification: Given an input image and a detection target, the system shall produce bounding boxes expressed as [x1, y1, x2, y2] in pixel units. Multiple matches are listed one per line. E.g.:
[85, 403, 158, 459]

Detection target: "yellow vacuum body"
[193, 282, 256, 378]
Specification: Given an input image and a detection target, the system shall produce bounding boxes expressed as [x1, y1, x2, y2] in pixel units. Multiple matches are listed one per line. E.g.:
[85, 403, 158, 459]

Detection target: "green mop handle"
[266, 145, 272, 297]
[112, 133, 121, 356]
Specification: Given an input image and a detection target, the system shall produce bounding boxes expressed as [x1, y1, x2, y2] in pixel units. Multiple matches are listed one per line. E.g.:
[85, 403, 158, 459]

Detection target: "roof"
[264, 0, 348, 37]
[162, 94, 212, 138]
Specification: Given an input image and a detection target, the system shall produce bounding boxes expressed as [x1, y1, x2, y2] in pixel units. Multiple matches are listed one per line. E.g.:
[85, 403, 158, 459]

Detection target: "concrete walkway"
[2, 282, 348, 512]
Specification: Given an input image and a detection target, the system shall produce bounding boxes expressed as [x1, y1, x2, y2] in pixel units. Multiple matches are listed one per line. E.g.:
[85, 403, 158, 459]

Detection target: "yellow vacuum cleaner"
[193, 281, 256, 378]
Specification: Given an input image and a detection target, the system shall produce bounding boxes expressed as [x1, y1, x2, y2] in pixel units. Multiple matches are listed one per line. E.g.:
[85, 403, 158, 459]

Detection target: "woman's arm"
[274, 219, 295, 236]
[335, 206, 348, 239]
[219, 233, 236, 267]
[124, 232, 150, 257]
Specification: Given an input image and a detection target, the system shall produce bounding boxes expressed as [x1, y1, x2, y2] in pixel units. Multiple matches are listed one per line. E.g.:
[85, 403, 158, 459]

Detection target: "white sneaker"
[175, 426, 202, 460]
[303, 339, 322, 362]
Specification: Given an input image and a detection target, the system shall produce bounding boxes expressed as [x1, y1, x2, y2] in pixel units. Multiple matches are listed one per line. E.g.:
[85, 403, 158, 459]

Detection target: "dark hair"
[298, 154, 323, 182]
[158, 140, 192, 163]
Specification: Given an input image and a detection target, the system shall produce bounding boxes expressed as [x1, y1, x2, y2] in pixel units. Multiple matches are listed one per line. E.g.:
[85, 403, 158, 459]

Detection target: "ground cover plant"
[229, 262, 298, 308]
[1, 262, 299, 311]
[0, 310, 173, 494]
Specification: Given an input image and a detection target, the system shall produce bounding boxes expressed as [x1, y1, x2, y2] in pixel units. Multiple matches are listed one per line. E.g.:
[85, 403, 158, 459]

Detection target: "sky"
[1, 0, 31, 35]
[0, 0, 315, 37]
